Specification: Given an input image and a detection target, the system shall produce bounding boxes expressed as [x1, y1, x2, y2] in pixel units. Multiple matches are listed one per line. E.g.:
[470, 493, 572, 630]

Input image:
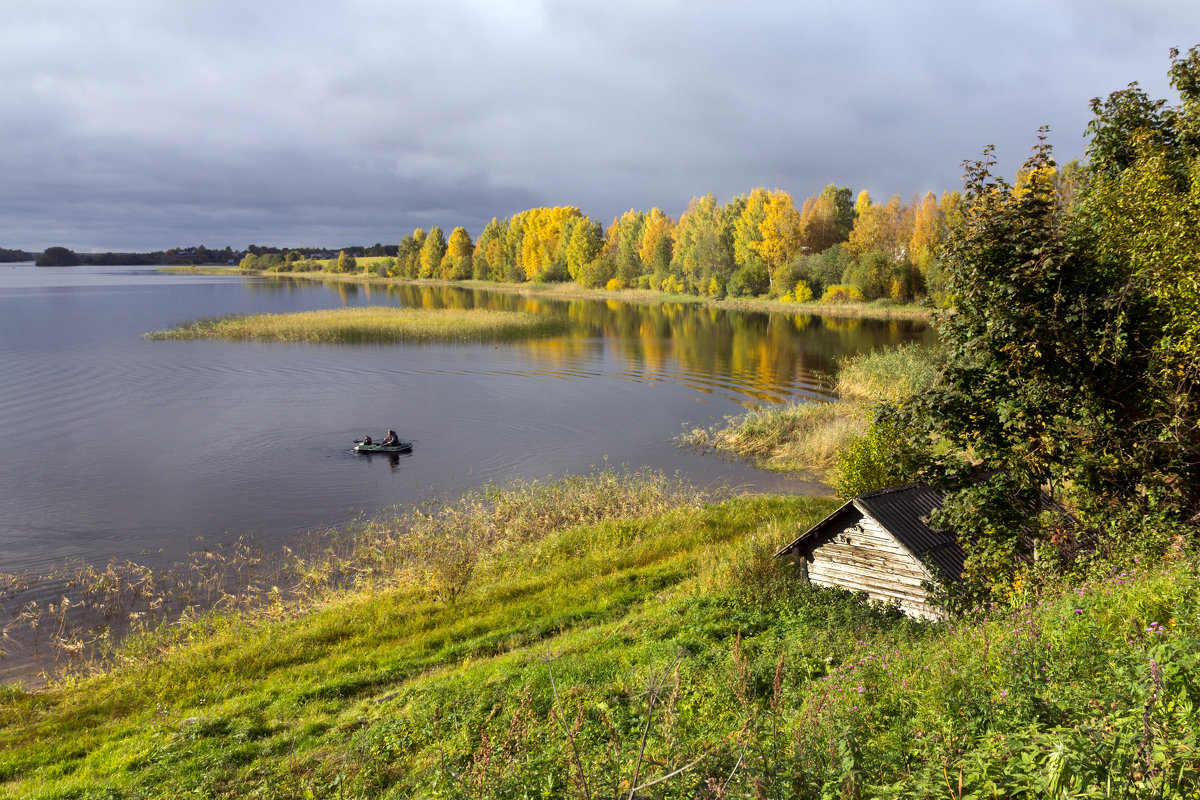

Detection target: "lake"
[0, 264, 932, 576]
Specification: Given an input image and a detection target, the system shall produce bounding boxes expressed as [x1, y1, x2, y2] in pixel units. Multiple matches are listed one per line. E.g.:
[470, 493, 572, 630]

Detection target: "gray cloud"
[2, 0, 1197, 251]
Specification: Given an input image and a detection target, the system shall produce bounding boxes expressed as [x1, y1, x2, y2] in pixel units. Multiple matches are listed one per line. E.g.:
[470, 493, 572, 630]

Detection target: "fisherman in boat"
[361, 435, 373, 445]
[380, 429, 400, 447]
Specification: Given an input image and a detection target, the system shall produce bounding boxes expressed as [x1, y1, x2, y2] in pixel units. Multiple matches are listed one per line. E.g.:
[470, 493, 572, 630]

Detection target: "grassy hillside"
[2, 469, 1197, 798]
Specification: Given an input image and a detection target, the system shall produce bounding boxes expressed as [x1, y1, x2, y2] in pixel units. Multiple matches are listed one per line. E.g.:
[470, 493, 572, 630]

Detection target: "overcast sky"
[2, 1, 1198, 253]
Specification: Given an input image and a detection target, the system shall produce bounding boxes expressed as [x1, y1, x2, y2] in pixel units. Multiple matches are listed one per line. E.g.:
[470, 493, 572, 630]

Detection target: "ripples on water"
[0, 267, 929, 575]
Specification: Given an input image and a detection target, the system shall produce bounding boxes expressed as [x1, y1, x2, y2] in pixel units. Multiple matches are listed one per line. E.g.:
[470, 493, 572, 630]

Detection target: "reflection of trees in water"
[272, 279, 931, 404]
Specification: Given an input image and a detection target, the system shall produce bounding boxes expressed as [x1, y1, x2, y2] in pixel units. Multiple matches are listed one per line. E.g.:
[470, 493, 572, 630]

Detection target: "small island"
[34, 246, 80, 267]
[144, 306, 570, 343]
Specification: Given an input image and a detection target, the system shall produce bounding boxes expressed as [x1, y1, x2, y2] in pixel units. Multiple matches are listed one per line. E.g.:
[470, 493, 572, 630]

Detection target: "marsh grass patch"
[144, 306, 570, 343]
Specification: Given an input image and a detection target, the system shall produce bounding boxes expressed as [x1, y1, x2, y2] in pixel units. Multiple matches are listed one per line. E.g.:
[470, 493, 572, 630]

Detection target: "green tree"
[395, 229, 425, 278]
[36, 246, 79, 267]
[897, 59, 1200, 602]
[565, 218, 603, 281]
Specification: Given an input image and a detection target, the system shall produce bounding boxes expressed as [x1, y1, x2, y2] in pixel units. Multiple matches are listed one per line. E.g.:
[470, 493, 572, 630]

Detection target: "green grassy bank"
[2, 468, 1196, 798]
[143, 307, 570, 344]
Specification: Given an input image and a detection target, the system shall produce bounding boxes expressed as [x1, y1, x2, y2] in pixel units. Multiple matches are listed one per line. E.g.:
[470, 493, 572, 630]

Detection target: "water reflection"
[354, 449, 409, 470]
[264, 277, 933, 406]
[0, 266, 932, 583]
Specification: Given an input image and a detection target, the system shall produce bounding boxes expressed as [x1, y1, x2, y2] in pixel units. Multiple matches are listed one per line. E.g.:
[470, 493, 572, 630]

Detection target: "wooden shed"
[774, 484, 964, 620]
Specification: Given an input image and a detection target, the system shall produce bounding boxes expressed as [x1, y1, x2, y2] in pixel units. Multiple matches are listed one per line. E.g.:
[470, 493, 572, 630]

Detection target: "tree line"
[240, 186, 993, 304]
[251, 172, 1095, 306]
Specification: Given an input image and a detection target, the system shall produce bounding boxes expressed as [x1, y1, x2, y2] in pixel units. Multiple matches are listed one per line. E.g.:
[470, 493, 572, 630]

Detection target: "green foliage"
[891, 47, 1200, 603]
[833, 413, 924, 499]
[727, 261, 769, 297]
[572, 256, 613, 289]
[789, 243, 853, 296]
[840, 248, 893, 299]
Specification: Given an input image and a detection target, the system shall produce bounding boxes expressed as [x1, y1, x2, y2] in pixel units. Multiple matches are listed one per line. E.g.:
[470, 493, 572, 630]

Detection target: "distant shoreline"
[159, 265, 932, 321]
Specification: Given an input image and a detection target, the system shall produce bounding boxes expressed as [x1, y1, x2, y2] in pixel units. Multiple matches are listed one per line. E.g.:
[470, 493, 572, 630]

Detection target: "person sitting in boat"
[380, 429, 400, 447]
[361, 435, 373, 445]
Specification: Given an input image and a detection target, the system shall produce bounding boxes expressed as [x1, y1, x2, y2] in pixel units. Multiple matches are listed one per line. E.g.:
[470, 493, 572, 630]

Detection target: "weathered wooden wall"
[801, 516, 943, 620]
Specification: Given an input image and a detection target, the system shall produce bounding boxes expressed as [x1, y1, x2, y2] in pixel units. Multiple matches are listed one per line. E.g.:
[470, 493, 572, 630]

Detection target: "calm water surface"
[0, 264, 932, 575]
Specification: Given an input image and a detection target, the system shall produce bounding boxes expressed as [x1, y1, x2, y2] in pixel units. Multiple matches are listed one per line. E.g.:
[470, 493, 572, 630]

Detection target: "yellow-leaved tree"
[440, 226, 474, 280]
[756, 189, 803, 287]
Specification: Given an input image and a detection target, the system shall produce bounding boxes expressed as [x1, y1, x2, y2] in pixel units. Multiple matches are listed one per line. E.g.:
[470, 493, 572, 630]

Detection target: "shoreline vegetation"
[682, 343, 939, 482]
[158, 264, 931, 321]
[2, 467, 1197, 796]
[143, 306, 571, 344]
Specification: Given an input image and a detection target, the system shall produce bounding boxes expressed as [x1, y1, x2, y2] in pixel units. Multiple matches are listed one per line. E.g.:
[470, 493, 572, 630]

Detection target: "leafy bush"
[833, 414, 923, 498]
[727, 262, 770, 297]
[819, 284, 864, 304]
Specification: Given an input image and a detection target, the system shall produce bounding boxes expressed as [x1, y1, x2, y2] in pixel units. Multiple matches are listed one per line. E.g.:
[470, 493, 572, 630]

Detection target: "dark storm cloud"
[2, 0, 1198, 251]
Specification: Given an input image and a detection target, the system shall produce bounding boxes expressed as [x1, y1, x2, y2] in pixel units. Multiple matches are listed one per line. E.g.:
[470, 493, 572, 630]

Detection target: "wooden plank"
[808, 573, 925, 608]
[810, 546, 930, 581]
[810, 551, 927, 579]
[808, 565, 928, 592]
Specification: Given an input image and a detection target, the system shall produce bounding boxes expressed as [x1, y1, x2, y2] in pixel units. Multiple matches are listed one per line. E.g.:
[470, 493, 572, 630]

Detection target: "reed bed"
[144, 307, 569, 343]
[0, 466, 711, 682]
[683, 343, 939, 478]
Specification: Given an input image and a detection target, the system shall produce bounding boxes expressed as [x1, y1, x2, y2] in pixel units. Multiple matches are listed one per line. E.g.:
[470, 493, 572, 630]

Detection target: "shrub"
[660, 274, 685, 294]
[819, 284, 865, 304]
[833, 415, 922, 498]
[790, 281, 814, 303]
[727, 262, 769, 297]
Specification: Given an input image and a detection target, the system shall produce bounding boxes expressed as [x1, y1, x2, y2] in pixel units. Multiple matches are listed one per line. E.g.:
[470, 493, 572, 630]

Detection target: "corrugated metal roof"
[775, 483, 965, 584]
[854, 484, 965, 583]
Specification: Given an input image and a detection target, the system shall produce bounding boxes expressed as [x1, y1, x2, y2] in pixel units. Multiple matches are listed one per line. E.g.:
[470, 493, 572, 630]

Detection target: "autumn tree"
[473, 218, 506, 280]
[638, 207, 675, 280]
[334, 250, 356, 273]
[512, 207, 583, 281]
[756, 189, 804, 290]
[441, 226, 475, 280]
[728, 189, 770, 295]
[908, 192, 941, 276]
[419, 227, 447, 278]
[846, 193, 912, 261]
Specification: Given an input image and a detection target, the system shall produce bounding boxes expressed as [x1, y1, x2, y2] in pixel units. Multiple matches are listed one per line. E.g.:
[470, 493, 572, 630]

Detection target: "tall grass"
[684, 343, 939, 479]
[3, 476, 1195, 798]
[0, 467, 712, 682]
[144, 307, 569, 343]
